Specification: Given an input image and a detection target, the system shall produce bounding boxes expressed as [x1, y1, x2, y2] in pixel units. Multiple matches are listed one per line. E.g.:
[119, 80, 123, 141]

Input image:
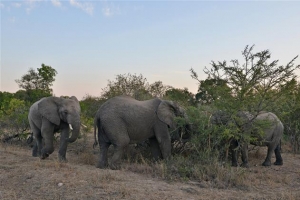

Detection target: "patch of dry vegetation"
[1, 133, 300, 200]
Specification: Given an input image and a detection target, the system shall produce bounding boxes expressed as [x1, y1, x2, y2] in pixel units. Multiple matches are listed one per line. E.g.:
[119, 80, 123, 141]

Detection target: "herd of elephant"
[28, 95, 283, 170]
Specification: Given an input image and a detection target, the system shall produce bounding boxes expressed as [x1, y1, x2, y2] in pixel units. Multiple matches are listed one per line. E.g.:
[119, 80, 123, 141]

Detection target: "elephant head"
[157, 100, 179, 130]
[210, 110, 232, 126]
[157, 101, 192, 142]
[38, 96, 81, 143]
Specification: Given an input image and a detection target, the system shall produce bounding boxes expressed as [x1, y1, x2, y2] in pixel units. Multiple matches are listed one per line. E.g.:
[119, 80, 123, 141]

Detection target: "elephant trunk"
[171, 112, 193, 142]
[183, 123, 193, 140]
[181, 112, 192, 140]
[68, 120, 81, 143]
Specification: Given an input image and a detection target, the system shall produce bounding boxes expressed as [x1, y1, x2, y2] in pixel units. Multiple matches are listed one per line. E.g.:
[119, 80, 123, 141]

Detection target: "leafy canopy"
[100, 73, 171, 100]
[191, 45, 300, 113]
[15, 64, 57, 103]
[16, 63, 57, 94]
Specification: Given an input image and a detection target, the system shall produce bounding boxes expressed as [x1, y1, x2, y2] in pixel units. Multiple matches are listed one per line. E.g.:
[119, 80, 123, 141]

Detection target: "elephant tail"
[93, 117, 98, 149]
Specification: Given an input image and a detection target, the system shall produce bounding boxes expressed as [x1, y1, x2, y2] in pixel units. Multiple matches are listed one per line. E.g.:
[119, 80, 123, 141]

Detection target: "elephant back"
[255, 112, 283, 144]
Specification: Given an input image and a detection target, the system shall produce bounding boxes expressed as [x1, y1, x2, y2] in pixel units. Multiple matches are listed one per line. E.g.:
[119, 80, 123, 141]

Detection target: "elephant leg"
[149, 138, 163, 160]
[230, 140, 239, 167]
[32, 132, 42, 157]
[29, 120, 42, 157]
[240, 143, 249, 168]
[154, 126, 171, 159]
[32, 142, 38, 157]
[110, 145, 125, 170]
[97, 141, 110, 169]
[110, 137, 130, 170]
[58, 125, 69, 162]
[274, 144, 283, 165]
[262, 145, 274, 166]
[40, 119, 55, 159]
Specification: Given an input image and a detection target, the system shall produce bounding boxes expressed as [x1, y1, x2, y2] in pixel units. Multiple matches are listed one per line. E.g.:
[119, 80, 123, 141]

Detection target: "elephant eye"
[64, 110, 68, 114]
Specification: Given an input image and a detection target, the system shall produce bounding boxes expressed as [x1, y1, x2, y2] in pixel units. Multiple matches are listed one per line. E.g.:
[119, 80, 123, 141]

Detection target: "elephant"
[28, 96, 81, 161]
[210, 111, 283, 167]
[93, 95, 191, 170]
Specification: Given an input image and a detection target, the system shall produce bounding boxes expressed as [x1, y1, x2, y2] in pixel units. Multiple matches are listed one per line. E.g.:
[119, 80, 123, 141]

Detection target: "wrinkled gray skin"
[28, 96, 81, 161]
[93, 95, 190, 170]
[211, 111, 283, 167]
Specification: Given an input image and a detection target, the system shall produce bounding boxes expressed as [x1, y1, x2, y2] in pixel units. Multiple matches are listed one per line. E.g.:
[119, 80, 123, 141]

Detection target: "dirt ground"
[1, 133, 300, 200]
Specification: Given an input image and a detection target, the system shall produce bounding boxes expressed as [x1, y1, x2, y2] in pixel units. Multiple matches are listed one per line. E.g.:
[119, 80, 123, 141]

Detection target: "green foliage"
[37, 64, 57, 91]
[100, 73, 173, 101]
[164, 88, 196, 107]
[276, 79, 300, 152]
[185, 106, 232, 159]
[0, 97, 30, 139]
[191, 45, 300, 112]
[80, 95, 106, 129]
[14, 89, 51, 104]
[191, 77, 231, 105]
[15, 64, 57, 96]
[0, 92, 14, 115]
[101, 73, 151, 100]
[148, 81, 172, 98]
[14, 64, 56, 104]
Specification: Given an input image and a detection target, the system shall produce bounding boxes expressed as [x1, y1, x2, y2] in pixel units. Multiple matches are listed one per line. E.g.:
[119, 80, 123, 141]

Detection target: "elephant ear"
[156, 101, 176, 129]
[70, 96, 79, 102]
[38, 97, 61, 126]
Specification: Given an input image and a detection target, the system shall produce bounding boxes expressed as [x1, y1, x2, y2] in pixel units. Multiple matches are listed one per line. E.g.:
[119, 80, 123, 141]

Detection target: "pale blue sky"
[1, 0, 300, 100]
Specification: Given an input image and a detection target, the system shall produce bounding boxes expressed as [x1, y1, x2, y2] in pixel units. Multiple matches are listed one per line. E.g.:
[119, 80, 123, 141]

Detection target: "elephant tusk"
[81, 123, 87, 128]
[69, 124, 73, 130]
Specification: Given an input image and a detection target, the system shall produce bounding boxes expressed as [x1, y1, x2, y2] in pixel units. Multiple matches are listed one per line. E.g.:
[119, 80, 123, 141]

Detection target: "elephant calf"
[28, 96, 81, 161]
[94, 95, 190, 170]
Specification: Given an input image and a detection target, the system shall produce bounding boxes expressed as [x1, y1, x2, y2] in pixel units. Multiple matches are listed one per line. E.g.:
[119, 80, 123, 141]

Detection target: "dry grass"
[1, 134, 300, 200]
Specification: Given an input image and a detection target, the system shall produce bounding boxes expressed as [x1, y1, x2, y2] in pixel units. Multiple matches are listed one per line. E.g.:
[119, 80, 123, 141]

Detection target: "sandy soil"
[1, 134, 300, 200]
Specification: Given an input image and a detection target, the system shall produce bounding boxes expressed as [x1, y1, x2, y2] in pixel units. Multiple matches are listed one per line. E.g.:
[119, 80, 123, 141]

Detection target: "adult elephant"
[28, 96, 81, 161]
[210, 111, 283, 167]
[93, 95, 191, 170]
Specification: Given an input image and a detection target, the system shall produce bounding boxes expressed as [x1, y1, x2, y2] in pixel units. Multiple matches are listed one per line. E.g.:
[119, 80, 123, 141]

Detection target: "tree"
[101, 73, 151, 100]
[16, 64, 57, 93]
[164, 88, 196, 107]
[37, 64, 57, 93]
[193, 78, 231, 105]
[148, 81, 171, 98]
[15, 64, 57, 102]
[191, 45, 300, 113]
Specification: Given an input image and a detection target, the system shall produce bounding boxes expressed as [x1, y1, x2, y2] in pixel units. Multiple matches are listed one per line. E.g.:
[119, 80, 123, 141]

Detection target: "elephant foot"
[58, 155, 68, 162]
[231, 162, 238, 167]
[262, 161, 271, 166]
[96, 161, 108, 169]
[40, 153, 49, 160]
[274, 160, 283, 166]
[32, 151, 39, 157]
[240, 163, 249, 168]
[110, 163, 121, 170]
